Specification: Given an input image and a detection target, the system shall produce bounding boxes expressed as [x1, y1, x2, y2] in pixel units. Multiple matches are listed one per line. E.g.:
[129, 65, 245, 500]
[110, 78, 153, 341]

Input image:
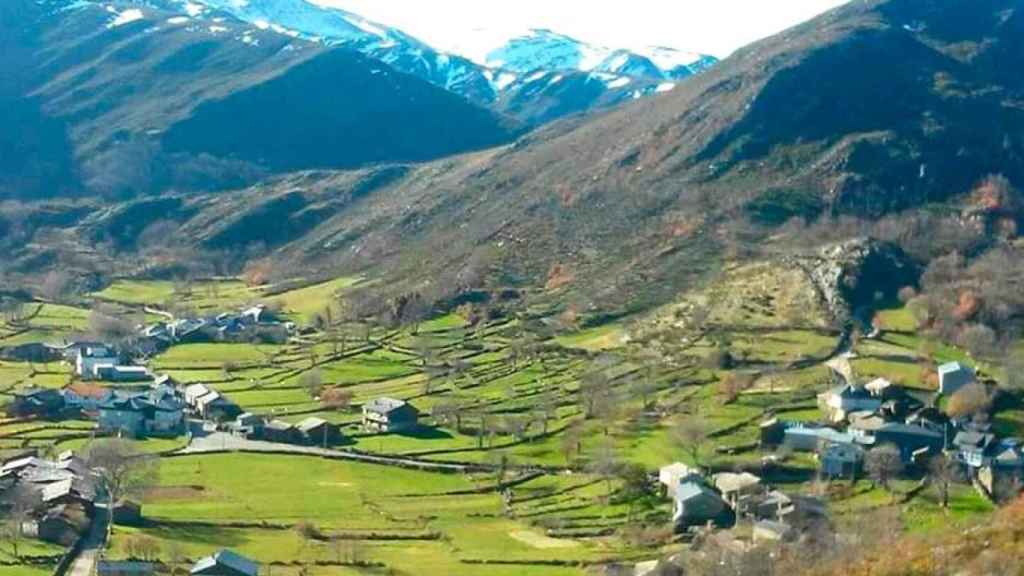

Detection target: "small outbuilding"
[296, 417, 342, 446]
[672, 481, 730, 532]
[191, 549, 259, 576]
[362, 398, 419, 433]
[938, 362, 975, 396]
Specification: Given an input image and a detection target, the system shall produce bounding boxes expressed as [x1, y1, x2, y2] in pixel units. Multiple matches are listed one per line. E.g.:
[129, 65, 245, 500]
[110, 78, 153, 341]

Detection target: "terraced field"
[0, 275, 1012, 574]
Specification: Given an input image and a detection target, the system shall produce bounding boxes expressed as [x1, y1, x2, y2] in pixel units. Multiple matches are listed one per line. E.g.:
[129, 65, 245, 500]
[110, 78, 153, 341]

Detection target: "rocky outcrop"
[790, 238, 918, 326]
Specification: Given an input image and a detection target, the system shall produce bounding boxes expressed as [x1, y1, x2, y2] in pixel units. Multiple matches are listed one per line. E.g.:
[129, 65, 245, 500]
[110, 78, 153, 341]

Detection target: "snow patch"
[343, 15, 387, 38]
[108, 8, 144, 28]
[167, 16, 189, 25]
[655, 82, 676, 93]
[209, 25, 228, 33]
[637, 46, 704, 70]
[606, 76, 631, 89]
[183, 1, 204, 17]
[524, 71, 547, 83]
[253, 19, 270, 30]
[494, 72, 517, 90]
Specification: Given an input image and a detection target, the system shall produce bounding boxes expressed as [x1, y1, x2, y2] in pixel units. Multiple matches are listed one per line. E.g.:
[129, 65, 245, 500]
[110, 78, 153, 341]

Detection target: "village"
[1, 277, 1022, 576]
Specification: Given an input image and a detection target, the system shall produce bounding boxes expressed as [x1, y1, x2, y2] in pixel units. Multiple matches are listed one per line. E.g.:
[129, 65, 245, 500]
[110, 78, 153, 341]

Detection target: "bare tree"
[560, 421, 584, 466]
[40, 270, 75, 302]
[0, 484, 38, 559]
[865, 444, 905, 498]
[89, 305, 136, 344]
[84, 438, 160, 510]
[578, 371, 611, 419]
[589, 438, 623, 500]
[674, 417, 711, 468]
[928, 453, 962, 509]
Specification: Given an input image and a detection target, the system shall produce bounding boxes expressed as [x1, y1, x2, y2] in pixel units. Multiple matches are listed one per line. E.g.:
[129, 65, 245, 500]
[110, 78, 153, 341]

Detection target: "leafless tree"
[0, 484, 38, 559]
[89, 305, 136, 344]
[85, 438, 160, 510]
[674, 417, 712, 468]
[40, 270, 75, 302]
[865, 444, 904, 497]
[560, 421, 585, 466]
[589, 438, 623, 500]
[928, 453, 963, 509]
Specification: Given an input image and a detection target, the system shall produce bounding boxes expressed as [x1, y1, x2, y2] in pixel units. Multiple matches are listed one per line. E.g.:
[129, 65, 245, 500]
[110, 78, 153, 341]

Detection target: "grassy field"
[109, 453, 636, 575]
[2, 276, 1020, 574]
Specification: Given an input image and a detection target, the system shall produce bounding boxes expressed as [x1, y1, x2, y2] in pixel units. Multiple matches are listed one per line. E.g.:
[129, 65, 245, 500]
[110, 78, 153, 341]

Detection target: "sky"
[313, 0, 850, 58]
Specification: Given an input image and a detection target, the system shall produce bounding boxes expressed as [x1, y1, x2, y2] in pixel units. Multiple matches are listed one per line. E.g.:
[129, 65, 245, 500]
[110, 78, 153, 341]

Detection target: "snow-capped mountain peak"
[483, 28, 717, 81]
[50, 0, 718, 127]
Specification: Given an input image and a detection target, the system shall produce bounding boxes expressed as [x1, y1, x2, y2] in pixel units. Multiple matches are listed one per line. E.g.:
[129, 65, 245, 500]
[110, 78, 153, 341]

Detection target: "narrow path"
[67, 504, 108, 576]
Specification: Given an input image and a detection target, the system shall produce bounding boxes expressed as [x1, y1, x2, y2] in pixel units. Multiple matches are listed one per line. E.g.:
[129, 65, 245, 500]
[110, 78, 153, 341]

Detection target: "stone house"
[362, 398, 419, 433]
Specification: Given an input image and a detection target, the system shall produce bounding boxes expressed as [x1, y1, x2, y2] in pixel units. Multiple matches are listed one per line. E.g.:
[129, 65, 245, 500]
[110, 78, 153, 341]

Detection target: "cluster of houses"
[0, 452, 97, 546]
[760, 361, 1023, 495]
[99, 548, 260, 576]
[9, 379, 187, 439]
[135, 305, 294, 355]
[659, 462, 827, 543]
[221, 396, 421, 446]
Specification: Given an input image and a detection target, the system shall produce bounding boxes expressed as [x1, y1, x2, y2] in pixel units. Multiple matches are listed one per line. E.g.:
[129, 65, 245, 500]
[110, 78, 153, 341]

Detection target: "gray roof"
[296, 417, 330, 433]
[938, 361, 972, 375]
[265, 420, 295, 432]
[365, 397, 412, 415]
[191, 550, 258, 576]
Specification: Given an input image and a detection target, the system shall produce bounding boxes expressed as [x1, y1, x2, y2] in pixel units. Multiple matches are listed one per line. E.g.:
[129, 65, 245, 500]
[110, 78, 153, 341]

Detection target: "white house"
[938, 362, 975, 396]
[817, 384, 883, 423]
[184, 384, 213, 409]
[76, 346, 119, 381]
[658, 463, 702, 497]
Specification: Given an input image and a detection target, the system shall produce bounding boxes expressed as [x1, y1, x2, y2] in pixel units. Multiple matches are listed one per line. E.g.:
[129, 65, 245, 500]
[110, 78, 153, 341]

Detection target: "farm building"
[0, 342, 62, 363]
[363, 398, 419, 433]
[659, 463, 702, 497]
[296, 417, 342, 446]
[817, 384, 883, 423]
[97, 388, 184, 438]
[263, 420, 302, 444]
[938, 362, 975, 396]
[820, 442, 865, 479]
[672, 481, 730, 531]
[94, 365, 152, 383]
[712, 472, 763, 506]
[873, 423, 944, 463]
[75, 346, 120, 380]
[6, 388, 65, 418]
[228, 413, 266, 438]
[191, 549, 259, 576]
[783, 425, 861, 452]
[64, 383, 111, 414]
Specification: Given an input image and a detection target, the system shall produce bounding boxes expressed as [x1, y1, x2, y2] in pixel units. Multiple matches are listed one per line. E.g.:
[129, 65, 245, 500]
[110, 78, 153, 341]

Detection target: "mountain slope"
[248, 0, 1024, 306]
[14, 0, 1024, 317]
[0, 0, 518, 198]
